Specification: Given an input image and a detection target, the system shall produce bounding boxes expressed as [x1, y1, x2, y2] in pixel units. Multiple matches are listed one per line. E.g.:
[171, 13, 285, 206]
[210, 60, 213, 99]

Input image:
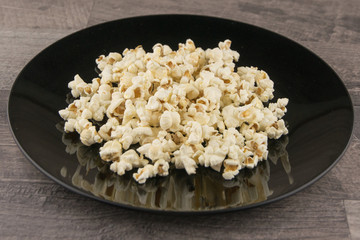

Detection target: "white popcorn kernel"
[59, 109, 74, 120]
[160, 77, 172, 86]
[133, 165, 156, 184]
[73, 97, 90, 111]
[266, 119, 288, 139]
[100, 65, 113, 84]
[98, 118, 119, 140]
[145, 96, 162, 111]
[243, 155, 259, 169]
[269, 98, 289, 119]
[80, 126, 102, 146]
[108, 52, 122, 62]
[206, 47, 223, 63]
[259, 108, 277, 130]
[68, 74, 85, 98]
[99, 140, 122, 162]
[110, 149, 148, 175]
[110, 160, 132, 176]
[132, 126, 153, 137]
[134, 100, 150, 124]
[222, 105, 240, 128]
[64, 119, 77, 132]
[162, 138, 179, 153]
[154, 87, 172, 102]
[238, 106, 264, 124]
[122, 150, 148, 167]
[227, 145, 245, 161]
[122, 100, 137, 124]
[160, 111, 172, 130]
[75, 118, 92, 134]
[148, 111, 162, 127]
[95, 55, 107, 71]
[163, 45, 172, 55]
[133, 161, 168, 184]
[169, 111, 181, 131]
[185, 39, 196, 52]
[81, 108, 93, 119]
[185, 121, 203, 145]
[160, 111, 181, 131]
[198, 136, 228, 172]
[137, 139, 170, 162]
[172, 145, 197, 175]
[185, 84, 199, 100]
[98, 84, 112, 101]
[224, 128, 245, 147]
[107, 98, 125, 118]
[88, 94, 106, 121]
[204, 86, 222, 104]
[121, 135, 134, 150]
[202, 125, 217, 140]
[154, 159, 170, 177]
[219, 39, 232, 50]
[240, 123, 256, 140]
[222, 159, 241, 180]
[246, 132, 268, 160]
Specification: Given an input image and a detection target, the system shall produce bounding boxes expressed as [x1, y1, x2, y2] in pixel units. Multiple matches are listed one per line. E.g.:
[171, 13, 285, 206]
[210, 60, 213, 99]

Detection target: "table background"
[1, 0, 359, 239]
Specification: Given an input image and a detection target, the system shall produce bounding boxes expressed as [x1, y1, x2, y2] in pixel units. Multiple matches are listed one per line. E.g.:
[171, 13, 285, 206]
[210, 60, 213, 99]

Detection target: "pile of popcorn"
[59, 39, 288, 184]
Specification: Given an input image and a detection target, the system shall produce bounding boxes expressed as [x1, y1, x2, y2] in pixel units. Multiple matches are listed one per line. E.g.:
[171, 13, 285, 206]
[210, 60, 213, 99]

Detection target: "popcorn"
[80, 126, 102, 146]
[266, 119, 288, 139]
[145, 96, 162, 111]
[98, 118, 119, 141]
[74, 118, 92, 134]
[269, 98, 288, 119]
[64, 118, 77, 132]
[185, 121, 203, 145]
[198, 135, 228, 172]
[59, 39, 289, 183]
[110, 149, 148, 175]
[122, 100, 137, 124]
[68, 75, 91, 98]
[133, 159, 170, 184]
[137, 139, 170, 162]
[223, 158, 242, 180]
[172, 145, 197, 175]
[99, 140, 122, 162]
[159, 111, 181, 131]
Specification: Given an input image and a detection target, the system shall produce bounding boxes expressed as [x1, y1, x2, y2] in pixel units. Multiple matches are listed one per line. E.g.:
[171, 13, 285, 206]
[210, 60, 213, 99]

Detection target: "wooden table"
[1, 0, 359, 239]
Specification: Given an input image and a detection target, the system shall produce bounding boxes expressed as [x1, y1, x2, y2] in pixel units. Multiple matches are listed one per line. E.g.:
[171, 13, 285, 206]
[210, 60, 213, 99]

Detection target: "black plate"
[8, 15, 354, 213]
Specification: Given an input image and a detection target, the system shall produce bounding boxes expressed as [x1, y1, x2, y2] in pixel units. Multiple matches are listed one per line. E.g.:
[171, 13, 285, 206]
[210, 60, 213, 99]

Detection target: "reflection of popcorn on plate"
[57, 126, 291, 210]
[59, 39, 289, 184]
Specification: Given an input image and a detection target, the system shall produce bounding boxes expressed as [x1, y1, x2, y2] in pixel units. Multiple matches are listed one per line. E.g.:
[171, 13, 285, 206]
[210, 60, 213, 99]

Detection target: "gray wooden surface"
[1, 0, 359, 239]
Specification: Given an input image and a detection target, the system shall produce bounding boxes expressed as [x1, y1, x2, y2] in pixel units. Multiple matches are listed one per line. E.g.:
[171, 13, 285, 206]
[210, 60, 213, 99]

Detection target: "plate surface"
[8, 15, 354, 213]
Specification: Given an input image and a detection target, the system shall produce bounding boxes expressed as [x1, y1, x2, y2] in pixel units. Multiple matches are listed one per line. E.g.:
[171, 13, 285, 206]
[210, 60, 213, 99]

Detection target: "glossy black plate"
[8, 15, 354, 213]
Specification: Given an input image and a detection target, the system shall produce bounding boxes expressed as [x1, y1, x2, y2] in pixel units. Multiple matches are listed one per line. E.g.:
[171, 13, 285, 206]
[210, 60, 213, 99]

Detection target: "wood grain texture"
[0, 124, 16, 146]
[0, 0, 94, 30]
[88, 0, 360, 44]
[355, 107, 360, 140]
[1, 0, 360, 239]
[0, 145, 51, 182]
[345, 200, 360, 240]
[0, 90, 9, 124]
[0, 181, 351, 240]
